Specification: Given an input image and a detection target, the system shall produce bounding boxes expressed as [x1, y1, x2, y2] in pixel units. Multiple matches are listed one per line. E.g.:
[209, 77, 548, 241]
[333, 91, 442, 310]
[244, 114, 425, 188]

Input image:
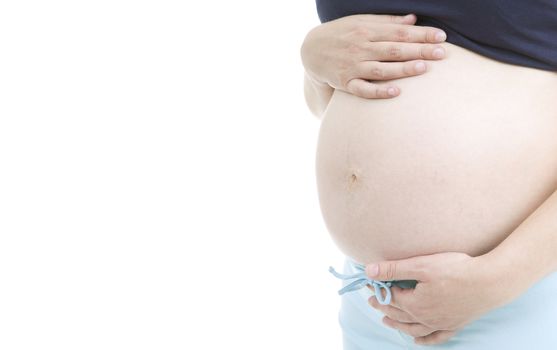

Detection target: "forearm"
[303, 71, 334, 120]
[481, 187, 557, 302]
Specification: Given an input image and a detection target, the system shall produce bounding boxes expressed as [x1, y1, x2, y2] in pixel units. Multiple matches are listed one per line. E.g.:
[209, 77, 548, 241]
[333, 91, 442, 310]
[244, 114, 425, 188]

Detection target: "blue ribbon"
[329, 265, 394, 305]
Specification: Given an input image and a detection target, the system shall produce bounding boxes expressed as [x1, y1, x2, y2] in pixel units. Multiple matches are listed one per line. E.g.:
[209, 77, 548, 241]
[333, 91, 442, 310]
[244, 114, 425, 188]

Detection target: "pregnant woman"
[301, 2, 557, 349]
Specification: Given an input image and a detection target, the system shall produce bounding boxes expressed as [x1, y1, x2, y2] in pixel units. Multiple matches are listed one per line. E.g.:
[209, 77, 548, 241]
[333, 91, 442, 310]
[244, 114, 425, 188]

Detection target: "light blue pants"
[330, 256, 557, 349]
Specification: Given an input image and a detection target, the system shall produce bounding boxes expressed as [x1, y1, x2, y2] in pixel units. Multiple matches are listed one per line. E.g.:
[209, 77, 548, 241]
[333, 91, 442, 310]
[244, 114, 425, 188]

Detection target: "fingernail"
[367, 264, 379, 277]
[387, 87, 398, 96]
[415, 61, 426, 72]
[433, 47, 445, 58]
[435, 31, 447, 42]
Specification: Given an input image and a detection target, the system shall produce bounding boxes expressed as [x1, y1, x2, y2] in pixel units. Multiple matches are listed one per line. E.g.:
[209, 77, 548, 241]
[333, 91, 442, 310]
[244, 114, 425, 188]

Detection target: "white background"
[0, 1, 346, 349]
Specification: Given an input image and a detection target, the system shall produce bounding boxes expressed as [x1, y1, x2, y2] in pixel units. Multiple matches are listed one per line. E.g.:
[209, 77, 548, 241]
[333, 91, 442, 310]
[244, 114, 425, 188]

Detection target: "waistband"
[329, 258, 417, 306]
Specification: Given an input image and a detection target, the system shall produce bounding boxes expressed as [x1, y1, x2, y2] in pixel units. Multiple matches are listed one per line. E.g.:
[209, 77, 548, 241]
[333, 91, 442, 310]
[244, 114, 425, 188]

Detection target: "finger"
[349, 13, 417, 25]
[401, 13, 418, 25]
[414, 330, 458, 345]
[386, 285, 416, 310]
[366, 256, 429, 281]
[363, 42, 445, 62]
[367, 285, 414, 311]
[355, 60, 428, 81]
[368, 296, 416, 323]
[382, 316, 437, 338]
[344, 78, 399, 99]
[366, 23, 447, 43]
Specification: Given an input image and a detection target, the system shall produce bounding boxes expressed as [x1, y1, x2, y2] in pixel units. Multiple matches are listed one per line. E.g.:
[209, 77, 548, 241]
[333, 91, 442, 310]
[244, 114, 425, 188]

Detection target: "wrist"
[303, 70, 334, 119]
[304, 70, 332, 90]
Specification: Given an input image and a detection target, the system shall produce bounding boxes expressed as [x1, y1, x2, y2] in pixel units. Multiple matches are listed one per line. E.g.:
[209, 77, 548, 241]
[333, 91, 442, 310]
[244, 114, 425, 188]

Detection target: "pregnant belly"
[316, 42, 557, 265]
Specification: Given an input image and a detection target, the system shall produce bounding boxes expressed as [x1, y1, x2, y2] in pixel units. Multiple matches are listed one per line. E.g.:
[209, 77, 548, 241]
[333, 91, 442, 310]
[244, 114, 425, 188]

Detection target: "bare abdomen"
[316, 42, 557, 265]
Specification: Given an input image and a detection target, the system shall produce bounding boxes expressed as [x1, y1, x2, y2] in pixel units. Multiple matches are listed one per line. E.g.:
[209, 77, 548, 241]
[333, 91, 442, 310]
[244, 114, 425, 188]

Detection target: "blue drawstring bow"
[328, 265, 394, 305]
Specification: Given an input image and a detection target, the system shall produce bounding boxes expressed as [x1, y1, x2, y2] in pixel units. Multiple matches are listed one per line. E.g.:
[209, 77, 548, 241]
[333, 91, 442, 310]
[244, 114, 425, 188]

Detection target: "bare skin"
[301, 13, 448, 118]
[302, 13, 557, 345]
[316, 41, 557, 264]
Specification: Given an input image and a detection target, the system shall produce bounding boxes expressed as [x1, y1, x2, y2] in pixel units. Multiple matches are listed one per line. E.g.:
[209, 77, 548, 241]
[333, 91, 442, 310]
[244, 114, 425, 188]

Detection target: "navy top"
[316, 1, 557, 71]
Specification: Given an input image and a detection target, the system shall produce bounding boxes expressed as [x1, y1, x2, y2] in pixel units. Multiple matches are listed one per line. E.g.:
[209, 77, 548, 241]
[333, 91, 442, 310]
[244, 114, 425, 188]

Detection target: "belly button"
[347, 173, 359, 190]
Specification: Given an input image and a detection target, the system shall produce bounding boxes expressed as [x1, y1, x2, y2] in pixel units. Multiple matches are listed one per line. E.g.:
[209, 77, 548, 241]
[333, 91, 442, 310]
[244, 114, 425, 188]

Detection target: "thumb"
[365, 256, 428, 281]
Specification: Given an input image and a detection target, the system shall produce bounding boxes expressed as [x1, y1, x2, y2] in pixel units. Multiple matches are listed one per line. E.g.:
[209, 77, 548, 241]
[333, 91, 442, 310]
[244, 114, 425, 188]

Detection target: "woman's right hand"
[300, 13, 448, 99]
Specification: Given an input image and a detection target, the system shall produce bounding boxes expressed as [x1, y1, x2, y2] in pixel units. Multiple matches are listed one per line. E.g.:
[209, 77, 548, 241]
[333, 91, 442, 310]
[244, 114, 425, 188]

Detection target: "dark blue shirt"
[316, 1, 557, 71]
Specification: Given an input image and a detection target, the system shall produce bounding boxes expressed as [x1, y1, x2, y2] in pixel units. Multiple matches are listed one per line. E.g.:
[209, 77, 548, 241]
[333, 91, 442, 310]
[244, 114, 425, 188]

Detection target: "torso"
[316, 42, 557, 264]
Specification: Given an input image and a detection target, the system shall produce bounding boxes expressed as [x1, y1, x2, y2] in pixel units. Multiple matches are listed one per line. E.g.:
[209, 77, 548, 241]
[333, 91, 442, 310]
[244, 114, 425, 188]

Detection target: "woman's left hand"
[365, 252, 511, 345]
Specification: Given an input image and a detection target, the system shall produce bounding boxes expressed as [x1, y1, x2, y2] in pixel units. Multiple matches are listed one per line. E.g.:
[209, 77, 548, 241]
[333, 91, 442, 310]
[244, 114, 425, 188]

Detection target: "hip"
[336, 256, 557, 349]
